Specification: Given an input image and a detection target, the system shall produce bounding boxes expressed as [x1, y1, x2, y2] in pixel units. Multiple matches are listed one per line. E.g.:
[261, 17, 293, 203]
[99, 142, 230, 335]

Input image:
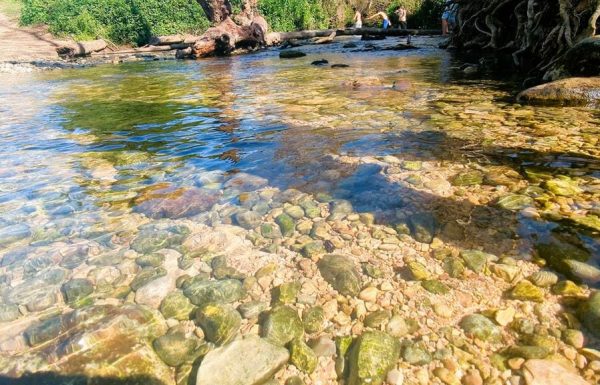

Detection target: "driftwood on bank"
[56, 39, 107, 58]
[266, 28, 441, 45]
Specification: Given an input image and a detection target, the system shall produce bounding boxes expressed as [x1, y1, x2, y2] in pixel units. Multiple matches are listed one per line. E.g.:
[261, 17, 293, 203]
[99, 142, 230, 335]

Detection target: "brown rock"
[517, 77, 600, 106]
[522, 359, 589, 385]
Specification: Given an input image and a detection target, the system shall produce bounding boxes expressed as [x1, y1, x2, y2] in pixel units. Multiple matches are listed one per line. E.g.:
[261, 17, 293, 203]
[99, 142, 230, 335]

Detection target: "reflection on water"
[0, 37, 599, 383]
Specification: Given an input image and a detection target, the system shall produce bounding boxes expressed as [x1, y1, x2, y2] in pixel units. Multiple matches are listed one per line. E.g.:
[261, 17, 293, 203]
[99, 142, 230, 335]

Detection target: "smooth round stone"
[61, 278, 94, 305]
[285, 206, 305, 220]
[563, 329, 585, 349]
[386, 369, 404, 385]
[289, 337, 318, 374]
[136, 253, 164, 268]
[349, 331, 401, 384]
[509, 281, 544, 302]
[26, 291, 58, 312]
[528, 271, 558, 288]
[460, 314, 501, 342]
[261, 305, 304, 346]
[196, 304, 241, 346]
[234, 210, 262, 230]
[153, 331, 199, 367]
[309, 336, 336, 356]
[402, 343, 431, 365]
[303, 306, 325, 334]
[160, 291, 195, 320]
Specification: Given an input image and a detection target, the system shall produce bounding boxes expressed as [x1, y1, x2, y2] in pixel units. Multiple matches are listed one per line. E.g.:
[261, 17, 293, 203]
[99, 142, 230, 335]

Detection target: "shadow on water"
[0, 373, 165, 385]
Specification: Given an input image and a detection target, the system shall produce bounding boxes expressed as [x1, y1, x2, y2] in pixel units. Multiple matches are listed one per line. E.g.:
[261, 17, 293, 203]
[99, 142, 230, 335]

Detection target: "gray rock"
[61, 278, 94, 305]
[235, 210, 262, 230]
[460, 250, 497, 273]
[131, 226, 189, 254]
[280, 50, 306, 59]
[318, 254, 362, 297]
[196, 335, 289, 385]
[153, 331, 199, 367]
[24, 315, 62, 346]
[348, 331, 401, 385]
[238, 301, 267, 319]
[401, 343, 431, 366]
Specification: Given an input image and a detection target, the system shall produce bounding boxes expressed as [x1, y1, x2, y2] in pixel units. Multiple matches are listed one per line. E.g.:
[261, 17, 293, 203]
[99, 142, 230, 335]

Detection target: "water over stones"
[460, 250, 497, 273]
[0, 304, 19, 322]
[134, 187, 221, 219]
[0, 223, 31, 247]
[135, 275, 176, 309]
[152, 330, 201, 367]
[182, 278, 245, 306]
[407, 213, 437, 244]
[160, 291, 195, 320]
[348, 331, 401, 385]
[131, 225, 190, 254]
[61, 278, 94, 306]
[234, 210, 262, 229]
[317, 254, 362, 297]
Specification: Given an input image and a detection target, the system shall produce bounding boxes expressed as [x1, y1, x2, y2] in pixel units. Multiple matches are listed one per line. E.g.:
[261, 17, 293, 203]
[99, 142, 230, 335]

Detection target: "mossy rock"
[303, 306, 325, 334]
[261, 305, 304, 346]
[183, 278, 245, 306]
[318, 254, 362, 297]
[543, 176, 582, 196]
[460, 314, 501, 342]
[579, 291, 600, 337]
[61, 278, 94, 305]
[504, 345, 550, 359]
[421, 279, 449, 294]
[509, 280, 544, 302]
[160, 291, 195, 320]
[130, 267, 167, 291]
[196, 304, 241, 346]
[289, 337, 318, 373]
[153, 331, 199, 367]
[460, 249, 496, 273]
[273, 282, 301, 304]
[407, 213, 437, 244]
[275, 213, 295, 237]
[407, 261, 430, 281]
[496, 194, 534, 210]
[348, 331, 401, 385]
[451, 171, 483, 186]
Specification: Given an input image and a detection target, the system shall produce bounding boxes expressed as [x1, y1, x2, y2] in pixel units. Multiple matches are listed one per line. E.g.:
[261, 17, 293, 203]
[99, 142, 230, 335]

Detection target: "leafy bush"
[259, 0, 329, 32]
[21, 0, 209, 45]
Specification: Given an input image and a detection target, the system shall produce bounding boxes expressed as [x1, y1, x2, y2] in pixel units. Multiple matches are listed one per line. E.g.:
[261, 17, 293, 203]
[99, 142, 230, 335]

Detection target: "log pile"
[450, 0, 600, 81]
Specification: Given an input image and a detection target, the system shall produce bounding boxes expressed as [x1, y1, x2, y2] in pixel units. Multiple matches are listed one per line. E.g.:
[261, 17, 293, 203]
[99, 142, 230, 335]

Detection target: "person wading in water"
[395, 5, 407, 29]
[442, 0, 459, 35]
[367, 11, 391, 29]
[353, 7, 363, 28]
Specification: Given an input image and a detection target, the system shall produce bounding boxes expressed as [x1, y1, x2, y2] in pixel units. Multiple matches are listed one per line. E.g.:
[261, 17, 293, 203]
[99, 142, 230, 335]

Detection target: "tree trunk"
[191, 0, 268, 58]
[56, 39, 107, 58]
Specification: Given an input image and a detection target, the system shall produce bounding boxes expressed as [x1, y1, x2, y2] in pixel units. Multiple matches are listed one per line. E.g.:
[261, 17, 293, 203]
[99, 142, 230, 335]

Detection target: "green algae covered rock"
[289, 337, 318, 373]
[196, 304, 241, 346]
[183, 278, 245, 306]
[61, 278, 94, 306]
[421, 279, 449, 294]
[302, 241, 325, 258]
[318, 254, 362, 297]
[552, 280, 584, 296]
[505, 345, 550, 359]
[579, 291, 600, 337]
[407, 213, 437, 244]
[273, 282, 301, 304]
[335, 335, 354, 378]
[543, 176, 582, 196]
[261, 305, 304, 346]
[130, 267, 167, 291]
[496, 194, 534, 210]
[451, 170, 483, 186]
[348, 331, 401, 385]
[460, 250, 496, 273]
[407, 261, 430, 281]
[24, 315, 62, 346]
[275, 213, 295, 237]
[131, 226, 189, 254]
[460, 314, 501, 342]
[160, 291, 195, 320]
[510, 280, 544, 302]
[303, 306, 325, 334]
[153, 331, 199, 367]
[401, 342, 431, 365]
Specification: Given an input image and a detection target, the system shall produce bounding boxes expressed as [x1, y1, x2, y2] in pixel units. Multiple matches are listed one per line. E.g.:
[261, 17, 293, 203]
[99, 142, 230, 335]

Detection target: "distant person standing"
[395, 5, 408, 29]
[442, 0, 458, 35]
[353, 7, 363, 28]
[367, 11, 391, 29]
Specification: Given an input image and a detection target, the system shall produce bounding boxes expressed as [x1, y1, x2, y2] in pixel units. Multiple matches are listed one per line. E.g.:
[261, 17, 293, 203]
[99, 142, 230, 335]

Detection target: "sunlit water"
[0, 36, 599, 381]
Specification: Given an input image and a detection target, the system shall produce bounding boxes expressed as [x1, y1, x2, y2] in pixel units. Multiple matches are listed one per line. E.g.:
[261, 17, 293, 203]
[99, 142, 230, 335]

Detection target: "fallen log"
[266, 28, 441, 45]
[56, 39, 107, 58]
[192, 16, 267, 58]
[149, 35, 184, 46]
[90, 45, 174, 56]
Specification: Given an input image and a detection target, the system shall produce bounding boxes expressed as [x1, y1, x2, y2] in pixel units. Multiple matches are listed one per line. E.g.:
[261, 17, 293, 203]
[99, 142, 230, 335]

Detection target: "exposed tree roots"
[452, 0, 600, 81]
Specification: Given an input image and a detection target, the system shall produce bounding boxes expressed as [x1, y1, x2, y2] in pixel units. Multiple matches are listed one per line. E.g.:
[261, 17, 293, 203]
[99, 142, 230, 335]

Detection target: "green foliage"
[259, 0, 329, 32]
[385, 0, 445, 28]
[20, 0, 209, 45]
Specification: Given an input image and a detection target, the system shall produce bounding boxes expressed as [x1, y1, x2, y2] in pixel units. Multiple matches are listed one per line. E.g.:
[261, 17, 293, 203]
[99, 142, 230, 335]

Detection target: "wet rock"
[506, 345, 550, 359]
[237, 301, 267, 319]
[303, 306, 325, 334]
[528, 271, 558, 288]
[408, 213, 437, 244]
[401, 343, 431, 365]
[348, 331, 401, 385]
[183, 278, 245, 306]
[196, 335, 289, 385]
[197, 304, 241, 346]
[136, 253, 164, 267]
[580, 291, 600, 337]
[543, 176, 582, 196]
[421, 280, 449, 294]
[563, 259, 600, 285]
[364, 310, 391, 328]
[61, 278, 94, 305]
[280, 50, 306, 59]
[460, 314, 501, 342]
[510, 280, 544, 302]
[261, 305, 304, 346]
[563, 36, 600, 76]
[0, 304, 19, 322]
[153, 331, 199, 367]
[570, 214, 600, 232]
[261, 223, 282, 239]
[552, 280, 583, 296]
[522, 358, 589, 385]
[160, 291, 195, 320]
[563, 329, 584, 349]
[496, 194, 534, 210]
[517, 77, 600, 106]
[386, 315, 411, 337]
[272, 282, 300, 304]
[444, 257, 466, 278]
[134, 187, 220, 219]
[302, 241, 325, 258]
[131, 225, 189, 254]
[24, 316, 62, 346]
[275, 213, 295, 237]
[317, 254, 362, 297]
[451, 171, 483, 186]
[407, 261, 430, 280]
[460, 250, 496, 273]
[0, 223, 31, 247]
[402, 160, 422, 171]
[285, 205, 305, 219]
[135, 275, 176, 309]
[234, 210, 262, 230]
[330, 199, 353, 216]
[289, 337, 318, 373]
[130, 267, 167, 291]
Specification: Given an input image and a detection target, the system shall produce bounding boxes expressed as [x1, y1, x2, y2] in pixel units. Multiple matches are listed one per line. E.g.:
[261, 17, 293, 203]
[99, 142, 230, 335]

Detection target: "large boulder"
[563, 36, 600, 77]
[517, 77, 600, 106]
[196, 335, 289, 385]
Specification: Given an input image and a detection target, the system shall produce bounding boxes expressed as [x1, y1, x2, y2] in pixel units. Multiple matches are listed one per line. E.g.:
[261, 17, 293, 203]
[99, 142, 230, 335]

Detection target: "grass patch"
[0, 0, 23, 20]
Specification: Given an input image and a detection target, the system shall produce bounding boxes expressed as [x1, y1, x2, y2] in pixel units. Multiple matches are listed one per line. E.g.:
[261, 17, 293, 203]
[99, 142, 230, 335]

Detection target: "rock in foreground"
[196, 335, 289, 385]
[522, 359, 590, 385]
[348, 331, 401, 385]
[517, 77, 600, 106]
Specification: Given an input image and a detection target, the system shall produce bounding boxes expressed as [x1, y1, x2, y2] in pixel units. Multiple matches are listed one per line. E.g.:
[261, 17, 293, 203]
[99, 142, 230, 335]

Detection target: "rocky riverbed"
[0, 37, 599, 385]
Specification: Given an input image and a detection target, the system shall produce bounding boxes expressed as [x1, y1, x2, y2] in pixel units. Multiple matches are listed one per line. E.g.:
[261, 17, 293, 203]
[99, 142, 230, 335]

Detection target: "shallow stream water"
[1, 36, 599, 384]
